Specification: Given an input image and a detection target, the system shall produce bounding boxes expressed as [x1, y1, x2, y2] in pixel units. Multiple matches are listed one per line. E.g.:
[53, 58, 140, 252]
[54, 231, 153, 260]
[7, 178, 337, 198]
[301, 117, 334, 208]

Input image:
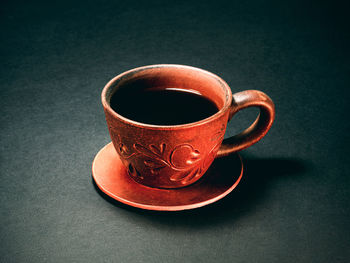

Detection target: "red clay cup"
[101, 65, 275, 189]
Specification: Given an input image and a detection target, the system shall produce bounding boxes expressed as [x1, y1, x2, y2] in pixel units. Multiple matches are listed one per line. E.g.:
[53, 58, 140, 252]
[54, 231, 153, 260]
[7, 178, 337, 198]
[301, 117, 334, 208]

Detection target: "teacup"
[101, 64, 275, 188]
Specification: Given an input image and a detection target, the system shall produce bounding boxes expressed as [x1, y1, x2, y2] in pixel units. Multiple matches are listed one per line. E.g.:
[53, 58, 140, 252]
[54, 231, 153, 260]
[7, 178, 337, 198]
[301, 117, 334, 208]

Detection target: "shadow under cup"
[101, 65, 233, 189]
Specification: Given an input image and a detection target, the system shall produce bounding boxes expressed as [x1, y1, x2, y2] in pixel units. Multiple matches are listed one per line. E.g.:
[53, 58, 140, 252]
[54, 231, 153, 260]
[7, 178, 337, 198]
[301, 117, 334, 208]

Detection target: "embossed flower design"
[132, 143, 202, 184]
[109, 122, 226, 185]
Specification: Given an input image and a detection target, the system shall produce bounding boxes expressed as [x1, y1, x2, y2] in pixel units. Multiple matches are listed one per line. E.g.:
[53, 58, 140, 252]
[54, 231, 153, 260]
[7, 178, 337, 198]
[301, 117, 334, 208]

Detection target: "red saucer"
[92, 143, 243, 211]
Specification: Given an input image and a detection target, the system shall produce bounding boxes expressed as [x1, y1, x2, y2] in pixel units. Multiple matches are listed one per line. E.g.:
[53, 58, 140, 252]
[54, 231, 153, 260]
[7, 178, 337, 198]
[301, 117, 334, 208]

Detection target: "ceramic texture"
[101, 64, 275, 188]
[92, 143, 243, 211]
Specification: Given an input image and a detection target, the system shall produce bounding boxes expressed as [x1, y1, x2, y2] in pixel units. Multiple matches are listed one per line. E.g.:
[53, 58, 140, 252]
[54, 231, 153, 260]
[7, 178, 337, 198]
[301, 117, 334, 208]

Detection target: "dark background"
[1, 0, 349, 262]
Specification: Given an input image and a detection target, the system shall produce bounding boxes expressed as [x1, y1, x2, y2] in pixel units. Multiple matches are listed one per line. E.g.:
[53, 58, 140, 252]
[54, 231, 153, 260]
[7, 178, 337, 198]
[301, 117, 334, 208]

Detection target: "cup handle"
[216, 90, 275, 158]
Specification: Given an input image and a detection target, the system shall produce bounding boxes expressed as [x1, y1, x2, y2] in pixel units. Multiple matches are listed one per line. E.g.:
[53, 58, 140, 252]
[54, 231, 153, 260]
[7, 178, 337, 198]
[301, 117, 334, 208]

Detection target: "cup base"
[92, 142, 243, 211]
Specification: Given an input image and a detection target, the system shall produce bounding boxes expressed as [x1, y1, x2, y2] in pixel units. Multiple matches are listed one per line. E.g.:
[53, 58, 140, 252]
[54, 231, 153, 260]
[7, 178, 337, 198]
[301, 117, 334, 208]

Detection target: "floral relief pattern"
[201, 123, 226, 171]
[110, 132, 136, 159]
[133, 143, 201, 184]
[108, 123, 226, 184]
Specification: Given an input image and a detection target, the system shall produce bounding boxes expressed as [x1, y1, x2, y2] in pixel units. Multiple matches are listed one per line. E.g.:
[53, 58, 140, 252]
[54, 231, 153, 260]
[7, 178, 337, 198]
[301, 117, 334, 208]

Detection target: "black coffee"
[110, 88, 219, 125]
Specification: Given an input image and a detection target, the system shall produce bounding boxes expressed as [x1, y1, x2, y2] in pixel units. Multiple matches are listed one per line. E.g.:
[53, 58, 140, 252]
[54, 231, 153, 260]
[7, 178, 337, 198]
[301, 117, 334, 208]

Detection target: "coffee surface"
[110, 88, 219, 125]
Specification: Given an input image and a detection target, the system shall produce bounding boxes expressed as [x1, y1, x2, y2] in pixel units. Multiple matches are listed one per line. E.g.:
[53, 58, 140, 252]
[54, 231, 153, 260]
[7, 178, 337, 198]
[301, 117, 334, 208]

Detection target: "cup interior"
[102, 65, 231, 126]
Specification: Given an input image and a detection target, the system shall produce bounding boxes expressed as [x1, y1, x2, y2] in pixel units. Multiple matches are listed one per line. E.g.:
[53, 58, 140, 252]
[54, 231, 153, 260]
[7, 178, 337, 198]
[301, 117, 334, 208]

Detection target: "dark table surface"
[1, 0, 349, 262]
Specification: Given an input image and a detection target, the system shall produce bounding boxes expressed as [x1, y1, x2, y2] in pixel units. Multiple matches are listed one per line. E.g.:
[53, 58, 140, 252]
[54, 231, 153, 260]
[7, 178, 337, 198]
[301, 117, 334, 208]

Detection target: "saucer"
[92, 142, 243, 211]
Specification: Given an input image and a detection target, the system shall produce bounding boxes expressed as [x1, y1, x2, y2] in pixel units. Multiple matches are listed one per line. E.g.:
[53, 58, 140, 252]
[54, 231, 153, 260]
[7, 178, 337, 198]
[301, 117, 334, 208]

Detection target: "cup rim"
[101, 64, 232, 130]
